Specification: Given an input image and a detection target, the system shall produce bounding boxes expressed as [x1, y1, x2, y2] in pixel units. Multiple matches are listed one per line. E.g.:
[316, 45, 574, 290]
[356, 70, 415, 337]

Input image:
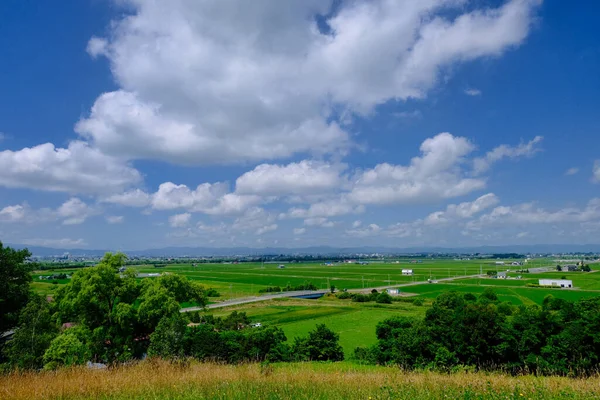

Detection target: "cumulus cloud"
[424, 193, 499, 225]
[256, 224, 278, 235]
[346, 223, 381, 238]
[466, 198, 600, 230]
[57, 198, 98, 225]
[349, 133, 485, 205]
[169, 213, 192, 228]
[473, 136, 543, 174]
[464, 88, 482, 96]
[565, 167, 579, 176]
[304, 217, 335, 228]
[0, 141, 141, 195]
[236, 161, 346, 196]
[103, 189, 152, 207]
[0, 205, 27, 223]
[106, 215, 124, 224]
[284, 198, 364, 219]
[76, 0, 540, 165]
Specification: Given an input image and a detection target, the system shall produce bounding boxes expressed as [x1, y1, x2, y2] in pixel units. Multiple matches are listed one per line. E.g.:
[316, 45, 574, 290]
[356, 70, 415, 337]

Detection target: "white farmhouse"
[402, 269, 413, 276]
[539, 279, 572, 288]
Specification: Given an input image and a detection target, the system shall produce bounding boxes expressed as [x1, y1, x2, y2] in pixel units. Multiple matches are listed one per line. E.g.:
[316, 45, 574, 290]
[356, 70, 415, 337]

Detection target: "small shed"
[539, 279, 572, 288]
[402, 269, 414, 276]
[278, 264, 285, 269]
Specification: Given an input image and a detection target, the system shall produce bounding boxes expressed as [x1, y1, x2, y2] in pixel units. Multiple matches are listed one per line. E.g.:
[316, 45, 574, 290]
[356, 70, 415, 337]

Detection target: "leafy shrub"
[336, 291, 351, 300]
[292, 324, 344, 362]
[43, 332, 90, 370]
[376, 292, 392, 304]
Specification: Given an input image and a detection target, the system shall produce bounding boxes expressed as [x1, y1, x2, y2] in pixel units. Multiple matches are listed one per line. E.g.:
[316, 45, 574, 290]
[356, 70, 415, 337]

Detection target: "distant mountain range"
[7, 243, 600, 257]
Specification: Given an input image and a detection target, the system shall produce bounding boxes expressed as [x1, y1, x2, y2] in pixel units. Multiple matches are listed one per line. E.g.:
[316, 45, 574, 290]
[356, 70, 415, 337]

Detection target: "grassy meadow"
[207, 297, 426, 354]
[3, 359, 600, 400]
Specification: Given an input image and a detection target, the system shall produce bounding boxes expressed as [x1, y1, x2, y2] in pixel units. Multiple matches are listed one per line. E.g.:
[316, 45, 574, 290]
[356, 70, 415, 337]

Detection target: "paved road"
[180, 274, 485, 313]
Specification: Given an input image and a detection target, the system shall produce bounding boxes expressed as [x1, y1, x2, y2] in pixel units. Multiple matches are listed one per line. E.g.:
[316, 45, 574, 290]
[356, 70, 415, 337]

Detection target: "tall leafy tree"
[0, 242, 33, 334]
[292, 324, 344, 361]
[4, 295, 59, 369]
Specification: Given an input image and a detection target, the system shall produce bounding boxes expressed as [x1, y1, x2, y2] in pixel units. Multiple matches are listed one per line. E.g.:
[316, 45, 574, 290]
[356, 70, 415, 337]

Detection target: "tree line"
[354, 288, 600, 376]
[0, 243, 342, 371]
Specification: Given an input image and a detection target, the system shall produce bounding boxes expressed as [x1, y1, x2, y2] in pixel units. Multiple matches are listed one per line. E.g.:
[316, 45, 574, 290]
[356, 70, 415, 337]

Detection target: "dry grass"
[2, 360, 600, 399]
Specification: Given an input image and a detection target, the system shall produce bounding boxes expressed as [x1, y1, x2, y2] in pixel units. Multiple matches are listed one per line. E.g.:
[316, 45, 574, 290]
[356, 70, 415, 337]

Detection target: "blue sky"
[1, 0, 599, 250]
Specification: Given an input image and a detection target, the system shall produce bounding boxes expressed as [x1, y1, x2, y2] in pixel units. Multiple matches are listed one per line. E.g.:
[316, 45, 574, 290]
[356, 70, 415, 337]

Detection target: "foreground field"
[3, 360, 600, 400]
[208, 297, 426, 354]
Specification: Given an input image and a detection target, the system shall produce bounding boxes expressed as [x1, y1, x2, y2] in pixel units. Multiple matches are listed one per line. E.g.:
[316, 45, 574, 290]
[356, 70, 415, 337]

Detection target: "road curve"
[180, 274, 486, 313]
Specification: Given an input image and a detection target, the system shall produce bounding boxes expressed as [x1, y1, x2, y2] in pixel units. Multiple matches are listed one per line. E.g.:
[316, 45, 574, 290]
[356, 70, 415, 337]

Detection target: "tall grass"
[3, 360, 600, 399]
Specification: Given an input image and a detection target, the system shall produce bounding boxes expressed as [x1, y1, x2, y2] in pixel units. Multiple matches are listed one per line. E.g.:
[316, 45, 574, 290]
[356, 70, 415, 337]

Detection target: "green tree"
[4, 295, 59, 369]
[0, 242, 33, 335]
[148, 313, 188, 359]
[43, 330, 91, 370]
[376, 292, 392, 304]
[330, 285, 336, 294]
[292, 324, 344, 362]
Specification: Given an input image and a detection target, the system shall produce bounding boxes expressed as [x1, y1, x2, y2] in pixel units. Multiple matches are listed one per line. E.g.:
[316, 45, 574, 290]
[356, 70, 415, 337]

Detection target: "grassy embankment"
[3, 360, 600, 400]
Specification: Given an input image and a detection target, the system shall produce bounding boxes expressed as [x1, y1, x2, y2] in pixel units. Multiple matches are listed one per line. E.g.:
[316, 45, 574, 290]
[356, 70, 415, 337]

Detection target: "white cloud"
[232, 207, 277, 234]
[424, 193, 499, 225]
[235, 160, 345, 196]
[293, 228, 306, 235]
[21, 238, 87, 248]
[103, 189, 151, 207]
[57, 198, 97, 225]
[0, 205, 26, 223]
[349, 133, 485, 205]
[464, 88, 482, 96]
[517, 232, 529, 238]
[86, 37, 108, 58]
[77, 0, 540, 165]
[352, 220, 362, 228]
[256, 224, 278, 235]
[565, 167, 579, 176]
[0, 141, 141, 195]
[151, 182, 228, 211]
[594, 161, 600, 182]
[473, 136, 543, 174]
[284, 198, 364, 219]
[467, 198, 600, 229]
[304, 217, 335, 228]
[346, 223, 381, 238]
[106, 215, 124, 224]
[169, 213, 192, 228]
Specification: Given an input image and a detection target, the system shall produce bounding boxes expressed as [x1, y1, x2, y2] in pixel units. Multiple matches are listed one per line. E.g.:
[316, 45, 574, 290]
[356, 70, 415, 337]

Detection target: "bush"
[43, 332, 90, 370]
[412, 298, 424, 306]
[292, 324, 344, 362]
[351, 294, 370, 303]
[336, 291, 351, 300]
[376, 292, 392, 304]
[206, 288, 221, 297]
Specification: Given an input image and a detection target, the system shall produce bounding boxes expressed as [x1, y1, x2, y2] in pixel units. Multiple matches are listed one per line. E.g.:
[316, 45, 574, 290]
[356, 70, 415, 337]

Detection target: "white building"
[539, 279, 572, 288]
[402, 269, 414, 275]
[388, 289, 400, 295]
